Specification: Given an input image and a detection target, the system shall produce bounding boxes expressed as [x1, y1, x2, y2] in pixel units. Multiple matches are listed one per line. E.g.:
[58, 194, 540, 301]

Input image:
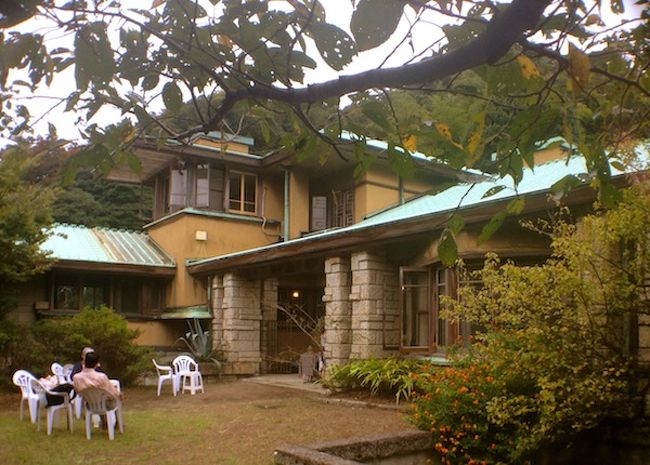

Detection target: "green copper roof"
[43, 224, 175, 268]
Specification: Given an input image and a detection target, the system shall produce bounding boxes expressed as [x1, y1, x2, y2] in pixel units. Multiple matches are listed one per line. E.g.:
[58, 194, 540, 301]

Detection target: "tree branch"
[194, 0, 551, 134]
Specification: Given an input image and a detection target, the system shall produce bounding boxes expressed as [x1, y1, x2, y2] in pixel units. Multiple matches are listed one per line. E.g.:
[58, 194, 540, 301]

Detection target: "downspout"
[398, 175, 405, 205]
[283, 169, 290, 241]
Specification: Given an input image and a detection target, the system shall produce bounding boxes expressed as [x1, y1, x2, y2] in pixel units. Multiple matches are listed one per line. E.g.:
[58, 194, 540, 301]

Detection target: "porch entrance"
[262, 286, 324, 374]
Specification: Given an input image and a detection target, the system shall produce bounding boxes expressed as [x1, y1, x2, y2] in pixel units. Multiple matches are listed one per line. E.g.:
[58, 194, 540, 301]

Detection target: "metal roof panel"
[43, 224, 175, 267]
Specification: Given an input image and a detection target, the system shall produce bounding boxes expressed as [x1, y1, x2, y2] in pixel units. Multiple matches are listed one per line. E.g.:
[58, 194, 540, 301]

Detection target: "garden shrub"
[410, 183, 650, 464]
[32, 306, 150, 385]
[323, 358, 430, 403]
[0, 318, 51, 388]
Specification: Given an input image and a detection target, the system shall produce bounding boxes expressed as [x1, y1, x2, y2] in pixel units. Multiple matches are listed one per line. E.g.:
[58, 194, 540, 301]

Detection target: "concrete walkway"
[242, 373, 330, 395]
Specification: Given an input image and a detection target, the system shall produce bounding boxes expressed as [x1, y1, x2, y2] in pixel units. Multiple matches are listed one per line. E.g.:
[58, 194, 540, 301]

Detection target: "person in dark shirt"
[70, 347, 103, 379]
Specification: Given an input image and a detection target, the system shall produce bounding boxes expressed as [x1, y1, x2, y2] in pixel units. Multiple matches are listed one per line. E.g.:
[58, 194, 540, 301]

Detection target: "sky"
[0, 0, 645, 148]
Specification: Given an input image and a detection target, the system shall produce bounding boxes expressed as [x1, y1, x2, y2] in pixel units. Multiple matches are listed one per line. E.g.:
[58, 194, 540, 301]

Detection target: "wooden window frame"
[227, 170, 258, 215]
[399, 267, 433, 353]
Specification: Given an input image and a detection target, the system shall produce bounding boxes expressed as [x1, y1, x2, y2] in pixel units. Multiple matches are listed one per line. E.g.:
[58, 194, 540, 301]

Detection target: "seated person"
[72, 352, 121, 409]
[70, 347, 102, 380]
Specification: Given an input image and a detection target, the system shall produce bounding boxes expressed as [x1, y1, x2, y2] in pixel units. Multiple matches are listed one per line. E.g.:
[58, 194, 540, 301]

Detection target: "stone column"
[260, 277, 279, 374]
[211, 274, 224, 353]
[221, 273, 262, 375]
[349, 250, 400, 359]
[322, 256, 352, 366]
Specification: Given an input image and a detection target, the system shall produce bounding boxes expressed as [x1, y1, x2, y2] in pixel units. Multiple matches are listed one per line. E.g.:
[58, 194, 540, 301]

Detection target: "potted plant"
[177, 319, 224, 380]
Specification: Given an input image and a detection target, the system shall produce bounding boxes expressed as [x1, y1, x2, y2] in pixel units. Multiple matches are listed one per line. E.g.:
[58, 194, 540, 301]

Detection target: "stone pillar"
[322, 256, 352, 366]
[221, 273, 262, 375]
[349, 250, 400, 359]
[211, 274, 224, 353]
[260, 277, 279, 374]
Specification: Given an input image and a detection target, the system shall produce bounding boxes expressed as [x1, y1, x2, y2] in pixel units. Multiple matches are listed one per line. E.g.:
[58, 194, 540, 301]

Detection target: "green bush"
[0, 319, 51, 388]
[32, 306, 150, 386]
[410, 335, 629, 465]
[323, 358, 429, 404]
[409, 184, 650, 464]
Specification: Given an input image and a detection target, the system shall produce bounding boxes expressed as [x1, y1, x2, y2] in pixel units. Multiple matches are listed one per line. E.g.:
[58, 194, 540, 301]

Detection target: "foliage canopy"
[410, 181, 650, 464]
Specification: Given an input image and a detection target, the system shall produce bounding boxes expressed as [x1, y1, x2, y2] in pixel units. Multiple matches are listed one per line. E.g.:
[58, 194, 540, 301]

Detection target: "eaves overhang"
[186, 165, 644, 276]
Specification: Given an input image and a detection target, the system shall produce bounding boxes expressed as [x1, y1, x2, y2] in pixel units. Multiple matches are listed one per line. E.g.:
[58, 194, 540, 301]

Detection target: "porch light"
[291, 290, 300, 299]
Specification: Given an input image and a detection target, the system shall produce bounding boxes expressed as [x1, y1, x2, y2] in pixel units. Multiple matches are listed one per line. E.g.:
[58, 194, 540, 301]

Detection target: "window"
[311, 196, 327, 231]
[228, 171, 257, 213]
[332, 188, 354, 227]
[83, 285, 107, 309]
[113, 280, 139, 314]
[194, 164, 209, 207]
[169, 169, 187, 211]
[54, 283, 79, 310]
[400, 268, 430, 348]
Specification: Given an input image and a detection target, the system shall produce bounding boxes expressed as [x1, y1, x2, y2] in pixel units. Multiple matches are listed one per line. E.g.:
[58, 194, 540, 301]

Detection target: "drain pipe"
[283, 169, 290, 241]
[398, 175, 405, 205]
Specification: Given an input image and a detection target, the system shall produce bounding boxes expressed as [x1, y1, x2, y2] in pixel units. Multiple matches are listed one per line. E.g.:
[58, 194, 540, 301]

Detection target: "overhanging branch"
[193, 0, 552, 135]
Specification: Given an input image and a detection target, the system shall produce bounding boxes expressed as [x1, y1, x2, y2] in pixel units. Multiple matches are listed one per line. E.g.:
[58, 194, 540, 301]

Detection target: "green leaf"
[448, 214, 465, 235]
[309, 22, 357, 71]
[350, 0, 404, 51]
[477, 211, 507, 245]
[550, 174, 583, 199]
[482, 185, 506, 199]
[162, 81, 183, 112]
[438, 229, 458, 267]
[361, 100, 391, 131]
[506, 198, 525, 215]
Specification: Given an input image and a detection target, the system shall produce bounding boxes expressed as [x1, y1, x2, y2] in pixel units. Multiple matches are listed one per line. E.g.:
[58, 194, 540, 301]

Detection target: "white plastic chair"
[12, 370, 38, 423]
[172, 355, 204, 395]
[51, 363, 68, 385]
[81, 387, 124, 440]
[29, 378, 74, 435]
[152, 359, 178, 396]
[62, 364, 74, 383]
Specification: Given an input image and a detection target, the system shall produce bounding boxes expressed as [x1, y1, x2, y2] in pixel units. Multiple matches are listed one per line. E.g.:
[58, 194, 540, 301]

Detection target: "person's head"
[84, 351, 100, 369]
[81, 346, 94, 361]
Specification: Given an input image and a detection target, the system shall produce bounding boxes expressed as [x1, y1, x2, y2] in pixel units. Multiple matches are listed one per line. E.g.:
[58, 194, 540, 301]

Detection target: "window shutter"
[209, 166, 225, 211]
[311, 196, 327, 231]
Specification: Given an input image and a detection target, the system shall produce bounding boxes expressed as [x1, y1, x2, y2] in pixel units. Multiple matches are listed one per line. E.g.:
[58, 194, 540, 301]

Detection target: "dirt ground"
[0, 379, 414, 465]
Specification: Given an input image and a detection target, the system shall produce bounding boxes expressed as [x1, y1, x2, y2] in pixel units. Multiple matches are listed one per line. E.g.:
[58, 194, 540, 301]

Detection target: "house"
[10, 132, 648, 391]
[10, 131, 471, 350]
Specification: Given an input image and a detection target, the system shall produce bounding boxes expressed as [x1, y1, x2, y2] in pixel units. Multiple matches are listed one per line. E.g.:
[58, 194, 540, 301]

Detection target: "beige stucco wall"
[129, 321, 178, 347]
[356, 166, 449, 221]
[261, 175, 284, 222]
[289, 169, 310, 239]
[412, 224, 551, 266]
[530, 146, 566, 166]
[147, 213, 280, 308]
[192, 137, 250, 154]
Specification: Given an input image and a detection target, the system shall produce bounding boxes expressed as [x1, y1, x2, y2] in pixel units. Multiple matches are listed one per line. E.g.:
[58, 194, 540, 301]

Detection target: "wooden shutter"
[209, 166, 225, 211]
[311, 196, 327, 231]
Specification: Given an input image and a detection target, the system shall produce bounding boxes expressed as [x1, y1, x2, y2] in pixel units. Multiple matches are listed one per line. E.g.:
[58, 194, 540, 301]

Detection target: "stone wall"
[220, 272, 262, 375]
[323, 256, 352, 366]
[211, 275, 224, 353]
[349, 251, 400, 360]
[260, 277, 279, 374]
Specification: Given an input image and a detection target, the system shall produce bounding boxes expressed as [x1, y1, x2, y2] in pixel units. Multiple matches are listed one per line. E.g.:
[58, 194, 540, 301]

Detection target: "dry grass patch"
[0, 379, 412, 465]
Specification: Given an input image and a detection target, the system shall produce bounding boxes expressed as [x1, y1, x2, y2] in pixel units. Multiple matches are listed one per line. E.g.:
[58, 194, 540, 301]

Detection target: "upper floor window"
[169, 169, 187, 211]
[228, 171, 257, 214]
[195, 164, 209, 208]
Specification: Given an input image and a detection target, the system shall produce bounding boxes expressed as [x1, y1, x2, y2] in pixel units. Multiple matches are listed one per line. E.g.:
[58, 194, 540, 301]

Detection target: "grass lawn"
[0, 379, 412, 465]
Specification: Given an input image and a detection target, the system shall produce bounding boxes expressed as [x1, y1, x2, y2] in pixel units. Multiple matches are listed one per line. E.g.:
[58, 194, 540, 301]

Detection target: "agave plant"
[177, 318, 223, 369]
